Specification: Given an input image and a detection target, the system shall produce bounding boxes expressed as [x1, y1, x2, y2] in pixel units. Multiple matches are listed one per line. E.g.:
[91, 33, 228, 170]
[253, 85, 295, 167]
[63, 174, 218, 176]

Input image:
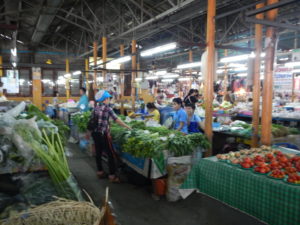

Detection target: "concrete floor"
[67, 145, 267, 225]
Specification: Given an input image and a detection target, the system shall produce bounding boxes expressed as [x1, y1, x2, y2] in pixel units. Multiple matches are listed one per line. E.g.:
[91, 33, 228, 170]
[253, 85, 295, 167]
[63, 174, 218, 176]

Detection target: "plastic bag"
[11, 118, 42, 170]
[4, 101, 26, 118]
[166, 156, 192, 202]
[145, 120, 161, 127]
[163, 117, 173, 129]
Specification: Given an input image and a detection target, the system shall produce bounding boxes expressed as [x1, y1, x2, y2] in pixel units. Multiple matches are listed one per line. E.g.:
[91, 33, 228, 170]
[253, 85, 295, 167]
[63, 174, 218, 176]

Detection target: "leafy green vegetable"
[71, 111, 91, 133]
[187, 133, 211, 150]
[26, 104, 51, 121]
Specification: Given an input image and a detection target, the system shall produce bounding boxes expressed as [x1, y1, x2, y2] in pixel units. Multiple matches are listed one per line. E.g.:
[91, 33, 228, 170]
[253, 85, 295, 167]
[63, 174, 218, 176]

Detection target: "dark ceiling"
[0, 0, 300, 68]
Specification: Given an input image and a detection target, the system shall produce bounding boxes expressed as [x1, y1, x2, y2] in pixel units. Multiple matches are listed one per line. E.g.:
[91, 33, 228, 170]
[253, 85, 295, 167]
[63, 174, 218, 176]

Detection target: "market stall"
[180, 146, 300, 225]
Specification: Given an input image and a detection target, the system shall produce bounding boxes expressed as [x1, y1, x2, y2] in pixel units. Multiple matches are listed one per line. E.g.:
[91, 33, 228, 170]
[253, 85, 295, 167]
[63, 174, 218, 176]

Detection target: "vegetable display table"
[180, 148, 300, 225]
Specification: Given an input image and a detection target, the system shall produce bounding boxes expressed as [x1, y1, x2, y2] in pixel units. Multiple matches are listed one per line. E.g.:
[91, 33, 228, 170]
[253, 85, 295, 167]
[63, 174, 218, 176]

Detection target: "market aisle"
[67, 145, 266, 225]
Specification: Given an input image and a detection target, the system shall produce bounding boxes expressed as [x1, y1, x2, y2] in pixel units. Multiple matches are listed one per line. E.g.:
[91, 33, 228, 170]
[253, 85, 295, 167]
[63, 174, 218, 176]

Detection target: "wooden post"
[0, 56, 3, 77]
[66, 58, 70, 99]
[120, 44, 125, 115]
[32, 67, 42, 110]
[292, 73, 296, 102]
[85, 58, 89, 91]
[132, 40, 137, 112]
[102, 37, 107, 86]
[261, 0, 278, 146]
[188, 50, 193, 89]
[204, 0, 216, 157]
[252, 2, 265, 147]
[223, 49, 228, 98]
[93, 41, 98, 89]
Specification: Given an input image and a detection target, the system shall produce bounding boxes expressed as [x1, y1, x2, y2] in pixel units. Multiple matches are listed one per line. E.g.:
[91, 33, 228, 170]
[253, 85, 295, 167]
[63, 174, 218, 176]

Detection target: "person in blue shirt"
[77, 87, 89, 112]
[172, 98, 188, 134]
[184, 103, 203, 133]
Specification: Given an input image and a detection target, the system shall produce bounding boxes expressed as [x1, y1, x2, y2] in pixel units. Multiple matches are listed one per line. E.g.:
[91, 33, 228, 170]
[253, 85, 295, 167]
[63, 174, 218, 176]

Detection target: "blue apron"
[188, 121, 200, 133]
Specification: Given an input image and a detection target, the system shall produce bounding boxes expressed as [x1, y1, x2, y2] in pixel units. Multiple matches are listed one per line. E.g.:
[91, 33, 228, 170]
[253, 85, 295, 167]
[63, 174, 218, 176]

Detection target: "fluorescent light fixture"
[174, 69, 180, 73]
[64, 73, 71, 78]
[12, 62, 17, 67]
[135, 78, 142, 82]
[145, 76, 158, 80]
[261, 52, 266, 57]
[155, 70, 167, 76]
[198, 72, 202, 75]
[161, 79, 174, 82]
[220, 54, 249, 63]
[279, 57, 289, 61]
[11, 48, 17, 56]
[192, 71, 198, 74]
[161, 73, 179, 78]
[292, 69, 300, 73]
[217, 69, 224, 74]
[97, 77, 104, 82]
[140, 42, 177, 57]
[260, 76, 264, 80]
[236, 73, 247, 77]
[178, 77, 192, 81]
[110, 56, 131, 64]
[58, 76, 65, 80]
[285, 61, 300, 67]
[73, 71, 81, 75]
[177, 62, 201, 69]
[228, 63, 245, 68]
[233, 67, 248, 72]
[249, 52, 265, 58]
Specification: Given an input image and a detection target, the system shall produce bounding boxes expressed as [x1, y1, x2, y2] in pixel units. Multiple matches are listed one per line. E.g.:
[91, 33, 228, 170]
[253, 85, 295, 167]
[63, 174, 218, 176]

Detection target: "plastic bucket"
[153, 178, 167, 196]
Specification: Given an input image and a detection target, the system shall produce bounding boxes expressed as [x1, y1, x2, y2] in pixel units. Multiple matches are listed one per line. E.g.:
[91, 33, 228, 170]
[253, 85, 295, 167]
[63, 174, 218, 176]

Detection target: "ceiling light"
[135, 78, 142, 82]
[178, 77, 192, 81]
[110, 56, 131, 64]
[216, 69, 224, 74]
[73, 71, 81, 75]
[192, 71, 198, 74]
[140, 42, 177, 57]
[285, 61, 300, 67]
[145, 76, 158, 80]
[177, 62, 201, 69]
[155, 70, 167, 76]
[279, 57, 289, 61]
[292, 69, 300, 73]
[233, 67, 248, 72]
[236, 73, 247, 77]
[161, 79, 174, 82]
[161, 73, 179, 78]
[228, 63, 245, 68]
[97, 77, 104, 82]
[220, 54, 249, 63]
[198, 72, 202, 75]
[64, 73, 71, 78]
[12, 62, 17, 67]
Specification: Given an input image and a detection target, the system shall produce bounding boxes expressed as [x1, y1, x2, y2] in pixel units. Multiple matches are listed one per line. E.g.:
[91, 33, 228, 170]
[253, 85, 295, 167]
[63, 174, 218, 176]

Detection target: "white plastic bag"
[166, 156, 192, 202]
[163, 117, 173, 129]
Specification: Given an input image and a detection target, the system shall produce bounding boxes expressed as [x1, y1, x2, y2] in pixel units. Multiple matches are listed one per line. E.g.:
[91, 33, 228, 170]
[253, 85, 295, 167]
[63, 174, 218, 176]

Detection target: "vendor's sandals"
[109, 175, 121, 183]
[97, 171, 107, 179]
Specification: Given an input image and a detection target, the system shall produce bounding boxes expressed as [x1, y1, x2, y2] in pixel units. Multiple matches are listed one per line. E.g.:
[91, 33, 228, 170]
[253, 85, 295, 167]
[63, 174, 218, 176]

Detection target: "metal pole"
[66, 58, 70, 99]
[261, 0, 278, 146]
[132, 40, 137, 112]
[93, 41, 98, 89]
[204, 0, 216, 157]
[120, 44, 125, 115]
[85, 58, 89, 91]
[188, 49, 193, 89]
[252, 2, 265, 147]
[223, 49, 228, 98]
[0, 56, 3, 77]
[102, 36, 107, 86]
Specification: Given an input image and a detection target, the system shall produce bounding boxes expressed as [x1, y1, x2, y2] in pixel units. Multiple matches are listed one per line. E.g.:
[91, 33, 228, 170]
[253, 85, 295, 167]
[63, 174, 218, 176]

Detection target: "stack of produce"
[216, 146, 300, 184]
[111, 120, 211, 159]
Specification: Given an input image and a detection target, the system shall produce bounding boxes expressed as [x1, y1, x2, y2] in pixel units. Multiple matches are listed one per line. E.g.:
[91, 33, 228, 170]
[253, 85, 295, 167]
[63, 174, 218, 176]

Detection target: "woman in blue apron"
[172, 98, 188, 134]
[184, 103, 203, 133]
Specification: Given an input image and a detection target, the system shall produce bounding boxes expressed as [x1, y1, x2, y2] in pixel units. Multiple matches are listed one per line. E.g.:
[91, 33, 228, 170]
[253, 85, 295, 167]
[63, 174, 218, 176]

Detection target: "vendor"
[77, 87, 89, 112]
[172, 98, 188, 134]
[184, 103, 203, 133]
[92, 90, 131, 183]
[146, 102, 160, 123]
[184, 89, 198, 105]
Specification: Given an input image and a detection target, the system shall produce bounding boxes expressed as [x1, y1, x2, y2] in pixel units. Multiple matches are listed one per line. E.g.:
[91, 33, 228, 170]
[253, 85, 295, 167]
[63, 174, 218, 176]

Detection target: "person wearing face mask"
[172, 98, 188, 134]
